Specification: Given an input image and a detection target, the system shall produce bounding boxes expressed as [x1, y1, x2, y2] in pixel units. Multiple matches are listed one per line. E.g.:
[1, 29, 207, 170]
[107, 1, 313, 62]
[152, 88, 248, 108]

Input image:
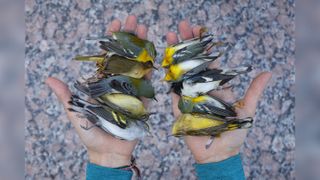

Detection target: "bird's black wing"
[99, 40, 135, 59]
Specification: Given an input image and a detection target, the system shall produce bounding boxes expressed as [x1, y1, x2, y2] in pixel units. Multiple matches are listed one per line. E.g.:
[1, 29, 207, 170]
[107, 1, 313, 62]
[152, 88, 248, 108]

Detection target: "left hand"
[46, 15, 150, 168]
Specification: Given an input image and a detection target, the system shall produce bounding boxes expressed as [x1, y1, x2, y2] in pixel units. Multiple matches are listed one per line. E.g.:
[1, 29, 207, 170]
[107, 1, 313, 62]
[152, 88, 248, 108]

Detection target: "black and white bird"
[172, 66, 252, 97]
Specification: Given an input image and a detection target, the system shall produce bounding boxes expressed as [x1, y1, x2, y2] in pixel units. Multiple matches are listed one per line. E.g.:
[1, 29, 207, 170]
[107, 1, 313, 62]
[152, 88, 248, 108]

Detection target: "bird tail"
[73, 55, 105, 62]
[68, 95, 97, 108]
[87, 79, 111, 98]
[192, 52, 222, 62]
[227, 117, 253, 130]
[74, 81, 91, 96]
[67, 95, 87, 113]
[223, 66, 252, 76]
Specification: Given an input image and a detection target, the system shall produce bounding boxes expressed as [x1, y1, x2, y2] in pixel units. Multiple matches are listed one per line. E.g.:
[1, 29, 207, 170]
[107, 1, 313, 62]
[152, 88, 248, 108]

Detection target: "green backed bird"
[178, 95, 237, 118]
[99, 31, 157, 63]
[68, 95, 149, 141]
[103, 55, 154, 78]
[171, 66, 252, 97]
[172, 113, 253, 137]
[86, 75, 155, 99]
[162, 33, 222, 67]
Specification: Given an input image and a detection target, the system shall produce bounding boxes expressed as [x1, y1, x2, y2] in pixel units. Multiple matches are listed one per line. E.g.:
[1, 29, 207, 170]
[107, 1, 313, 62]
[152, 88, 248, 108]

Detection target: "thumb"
[171, 92, 181, 118]
[45, 77, 72, 107]
[242, 72, 272, 116]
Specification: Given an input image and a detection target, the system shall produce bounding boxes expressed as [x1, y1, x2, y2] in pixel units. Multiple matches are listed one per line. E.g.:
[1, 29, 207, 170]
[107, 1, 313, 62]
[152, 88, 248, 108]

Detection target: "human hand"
[166, 20, 272, 163]
[46, 15, 150, 168]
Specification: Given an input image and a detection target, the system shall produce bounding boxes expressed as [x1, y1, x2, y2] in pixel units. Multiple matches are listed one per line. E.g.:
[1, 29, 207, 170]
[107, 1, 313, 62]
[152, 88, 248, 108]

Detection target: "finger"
[136, 24, 148, 40]
[171, 92, 181, 118]
[192, 25, 202, 37]
[242, 72, 272, 115]
[178, 20, 193, 40]
[209, 87, 235, 103]
[45, 77, 71, 107]
[208, 60, 220, 69]
[166, 32, 178, 45]
[107, 19, 121, 35]
[124, 15, 137, 33]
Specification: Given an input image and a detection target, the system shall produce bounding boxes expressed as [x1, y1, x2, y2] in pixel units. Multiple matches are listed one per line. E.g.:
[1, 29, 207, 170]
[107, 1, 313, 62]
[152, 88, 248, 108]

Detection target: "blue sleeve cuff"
[194, 154, 245, 180]
[86, 162, 133, 180]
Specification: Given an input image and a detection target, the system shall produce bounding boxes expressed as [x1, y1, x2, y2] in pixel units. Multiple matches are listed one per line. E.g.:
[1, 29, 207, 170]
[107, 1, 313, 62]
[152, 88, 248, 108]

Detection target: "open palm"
[166, 21, 272, 163]
[46, 15, 150, 167]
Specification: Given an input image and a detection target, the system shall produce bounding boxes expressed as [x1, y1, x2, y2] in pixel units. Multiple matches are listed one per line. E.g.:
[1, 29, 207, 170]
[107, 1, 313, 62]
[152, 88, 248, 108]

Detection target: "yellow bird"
[172, 113, 253, 137]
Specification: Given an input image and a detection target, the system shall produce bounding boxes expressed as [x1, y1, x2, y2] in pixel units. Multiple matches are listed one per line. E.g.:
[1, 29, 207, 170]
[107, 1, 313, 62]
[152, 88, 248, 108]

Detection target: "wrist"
[196, 149, 240, 164]
[88, 150, 132, 168]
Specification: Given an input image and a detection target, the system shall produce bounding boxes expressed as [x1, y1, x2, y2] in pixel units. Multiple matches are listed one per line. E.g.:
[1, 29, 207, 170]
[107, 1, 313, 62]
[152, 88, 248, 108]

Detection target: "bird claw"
[80, 120, 97, 130]
[233, 100, 245, 109]
[205, 136, 215, 149]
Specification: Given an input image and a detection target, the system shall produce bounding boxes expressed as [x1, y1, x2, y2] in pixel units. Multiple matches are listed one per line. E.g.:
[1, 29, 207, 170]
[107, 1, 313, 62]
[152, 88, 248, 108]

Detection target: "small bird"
[86, 75, 155, 99]
[162, 33, 221, 67]
[178, 95, 237, 118]
[74, 80, 149, 120]
[101, 55, 155, 79]
[99, 31, 157, 63]
[98, 93, 149, 121]
[68, 95, 149, 141]
[172, 113, 253, 137]
[164, 55, 221, 82]
[172, 66, 252, 97]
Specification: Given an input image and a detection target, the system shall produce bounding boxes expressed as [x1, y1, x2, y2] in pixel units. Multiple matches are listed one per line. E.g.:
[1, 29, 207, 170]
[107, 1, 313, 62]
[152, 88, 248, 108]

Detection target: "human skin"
[46, 15, 149, 168]
[166, 20, 272, 163]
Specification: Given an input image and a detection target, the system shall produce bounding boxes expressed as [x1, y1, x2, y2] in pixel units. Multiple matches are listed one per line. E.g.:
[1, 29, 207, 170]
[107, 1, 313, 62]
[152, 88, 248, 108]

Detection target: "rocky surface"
[25, 0, 295, 179]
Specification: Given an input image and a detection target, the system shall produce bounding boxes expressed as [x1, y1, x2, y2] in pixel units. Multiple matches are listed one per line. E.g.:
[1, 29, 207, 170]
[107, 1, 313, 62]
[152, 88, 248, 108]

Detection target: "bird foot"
[205, 136, 215, 149]
[233, 100, 245, 109]
[80, 120, 97, 130]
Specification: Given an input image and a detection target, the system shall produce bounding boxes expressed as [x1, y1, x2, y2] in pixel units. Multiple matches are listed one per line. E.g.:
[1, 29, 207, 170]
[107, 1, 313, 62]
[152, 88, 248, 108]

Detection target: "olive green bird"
[102, 55, 155, 79]
[172, 113, 253, 137]
[178, 95, 237, 118]
[98, 31, 157, 63]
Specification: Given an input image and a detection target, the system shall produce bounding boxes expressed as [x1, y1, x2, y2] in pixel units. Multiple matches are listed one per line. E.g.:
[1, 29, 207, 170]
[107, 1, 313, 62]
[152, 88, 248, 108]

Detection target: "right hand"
[166, 20, 272, 163]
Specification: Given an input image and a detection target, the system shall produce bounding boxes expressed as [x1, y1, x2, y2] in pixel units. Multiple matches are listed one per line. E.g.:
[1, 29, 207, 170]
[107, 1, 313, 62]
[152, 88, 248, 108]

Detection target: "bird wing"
[173, 36, 215, 63]
[194, 99, 237, 117]
[104, 56, 138, 74]
[99, 40, 136, 59]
